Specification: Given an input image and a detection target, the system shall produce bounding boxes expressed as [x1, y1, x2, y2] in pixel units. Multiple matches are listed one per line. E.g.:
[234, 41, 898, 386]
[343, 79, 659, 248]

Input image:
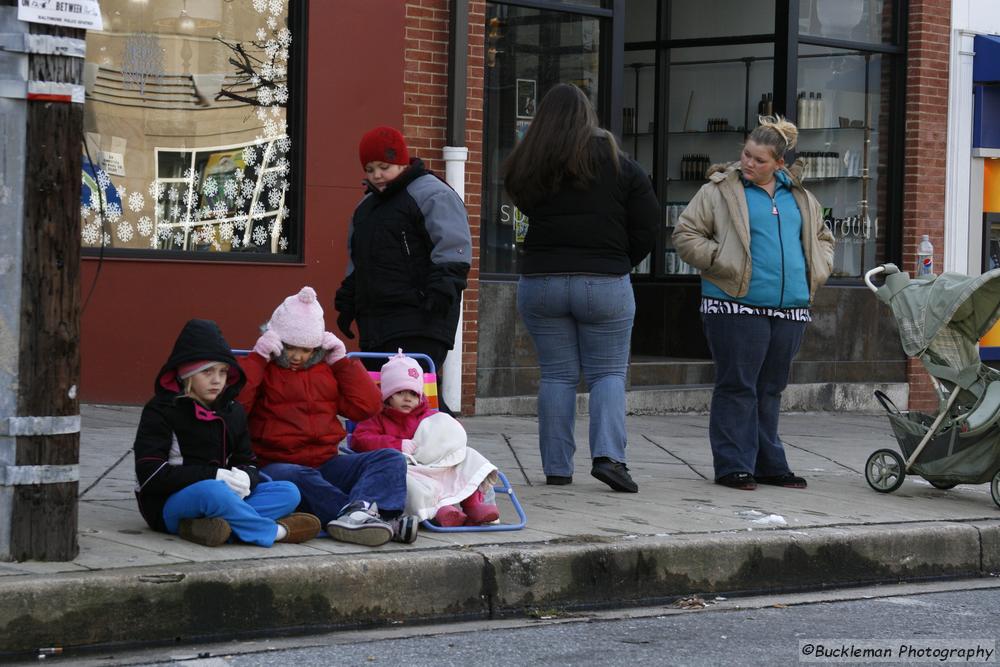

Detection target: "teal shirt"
[702, 170, 810, 308]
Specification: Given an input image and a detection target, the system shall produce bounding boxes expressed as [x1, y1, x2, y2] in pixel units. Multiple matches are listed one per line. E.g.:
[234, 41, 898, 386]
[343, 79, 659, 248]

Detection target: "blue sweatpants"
[162, 479, 301, 547]
[262, 449, 407, 526]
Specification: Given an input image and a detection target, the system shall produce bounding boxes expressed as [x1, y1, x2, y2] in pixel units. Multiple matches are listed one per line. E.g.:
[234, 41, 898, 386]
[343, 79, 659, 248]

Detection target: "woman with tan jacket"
[673, 116, 834, 491]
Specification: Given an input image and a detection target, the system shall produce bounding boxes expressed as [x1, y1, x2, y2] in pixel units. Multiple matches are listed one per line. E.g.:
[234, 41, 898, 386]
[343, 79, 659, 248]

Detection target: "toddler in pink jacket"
[351, 351, 499, 526]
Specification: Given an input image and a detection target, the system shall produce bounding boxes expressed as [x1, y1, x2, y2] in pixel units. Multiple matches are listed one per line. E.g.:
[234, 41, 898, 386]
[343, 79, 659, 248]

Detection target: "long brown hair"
[502, 83, 620, 209]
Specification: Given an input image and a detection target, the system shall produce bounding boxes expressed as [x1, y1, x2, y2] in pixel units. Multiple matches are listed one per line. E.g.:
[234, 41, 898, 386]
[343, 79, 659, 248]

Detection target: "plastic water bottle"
[916, 235, 934, 276]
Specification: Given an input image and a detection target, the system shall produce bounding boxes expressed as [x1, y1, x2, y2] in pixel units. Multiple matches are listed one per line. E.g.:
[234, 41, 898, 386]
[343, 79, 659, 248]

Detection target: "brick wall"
[903, 0, 950, 412]
[404, 1, 485, 415]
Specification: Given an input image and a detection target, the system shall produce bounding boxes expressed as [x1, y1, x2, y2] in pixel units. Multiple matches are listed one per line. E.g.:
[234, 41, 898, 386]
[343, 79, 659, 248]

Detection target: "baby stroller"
[864, 263, 1000, 507]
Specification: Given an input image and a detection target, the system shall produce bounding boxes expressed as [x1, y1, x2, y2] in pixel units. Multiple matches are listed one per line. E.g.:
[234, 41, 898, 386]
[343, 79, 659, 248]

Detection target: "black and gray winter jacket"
[133, 319, 261, 532]
[516, 142, 660, 275]
[335, 159, 471, 349]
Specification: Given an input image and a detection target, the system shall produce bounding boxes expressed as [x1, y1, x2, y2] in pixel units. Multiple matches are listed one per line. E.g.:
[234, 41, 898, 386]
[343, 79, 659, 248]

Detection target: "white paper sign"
[99, 152, 124, 177]
[18, 0, 104, 31]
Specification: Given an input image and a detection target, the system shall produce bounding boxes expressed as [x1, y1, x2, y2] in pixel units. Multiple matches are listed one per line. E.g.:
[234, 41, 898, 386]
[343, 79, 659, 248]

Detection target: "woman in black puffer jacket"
[502, 83, 660, 493]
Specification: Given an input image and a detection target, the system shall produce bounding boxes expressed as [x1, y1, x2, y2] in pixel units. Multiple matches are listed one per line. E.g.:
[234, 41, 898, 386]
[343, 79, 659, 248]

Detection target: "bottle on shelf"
[916, 235, 934, 277]
[815, 92, 825, 128]
[765, 92, 773, 116]
[806, 92, 816, 129]
[797, 92, 808, 128]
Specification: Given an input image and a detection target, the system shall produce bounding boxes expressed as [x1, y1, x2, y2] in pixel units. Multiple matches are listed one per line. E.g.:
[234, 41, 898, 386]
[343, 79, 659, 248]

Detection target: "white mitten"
[400, 439, 416, 455]
[229, 467, 251, 498]
[216, 468, 251, 499]
[321, 331, 347, 364]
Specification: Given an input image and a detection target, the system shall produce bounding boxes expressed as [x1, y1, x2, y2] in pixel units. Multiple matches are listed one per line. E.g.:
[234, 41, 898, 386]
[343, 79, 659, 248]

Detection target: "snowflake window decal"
[82, 0, 294, 255]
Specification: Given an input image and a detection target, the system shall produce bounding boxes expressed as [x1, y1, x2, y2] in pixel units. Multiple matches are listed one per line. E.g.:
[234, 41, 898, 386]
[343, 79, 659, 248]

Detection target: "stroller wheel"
[865, 449, 905, 493]
[992, 472, 1000, 509]
[929, 480, 957, 490]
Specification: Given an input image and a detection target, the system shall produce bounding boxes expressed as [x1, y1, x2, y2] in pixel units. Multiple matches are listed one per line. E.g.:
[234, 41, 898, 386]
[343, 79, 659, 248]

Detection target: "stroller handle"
[864, 263, 899, 293]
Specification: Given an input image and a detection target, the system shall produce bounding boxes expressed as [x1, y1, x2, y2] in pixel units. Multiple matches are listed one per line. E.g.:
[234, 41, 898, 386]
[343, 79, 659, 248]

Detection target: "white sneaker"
[325, 501, 393, 547]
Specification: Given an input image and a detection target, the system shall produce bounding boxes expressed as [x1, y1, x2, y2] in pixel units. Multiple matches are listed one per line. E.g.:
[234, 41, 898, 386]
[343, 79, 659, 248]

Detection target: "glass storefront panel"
[798, 45, 893, 278]
[799, 0, 894, 44]
[82, 0, 300, 257]
[624, 0, 657, 43]
[482, 3, 602, 275]
[670, 0, 774, 40]
[663, 43, 774, 276]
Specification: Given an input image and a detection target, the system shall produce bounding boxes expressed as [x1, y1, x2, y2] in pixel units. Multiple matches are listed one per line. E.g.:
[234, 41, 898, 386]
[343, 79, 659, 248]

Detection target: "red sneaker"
[461, 490, 500, 525]
[433, 504, 467, 527]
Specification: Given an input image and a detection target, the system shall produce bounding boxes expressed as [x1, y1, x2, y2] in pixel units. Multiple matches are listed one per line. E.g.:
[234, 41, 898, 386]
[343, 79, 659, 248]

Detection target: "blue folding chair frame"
[345, 351, 527, 532]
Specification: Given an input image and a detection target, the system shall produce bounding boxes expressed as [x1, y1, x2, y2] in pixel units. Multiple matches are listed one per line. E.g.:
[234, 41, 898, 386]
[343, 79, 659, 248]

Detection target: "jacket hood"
[708, 159, 806, 187]
[155, 319, 245, 401]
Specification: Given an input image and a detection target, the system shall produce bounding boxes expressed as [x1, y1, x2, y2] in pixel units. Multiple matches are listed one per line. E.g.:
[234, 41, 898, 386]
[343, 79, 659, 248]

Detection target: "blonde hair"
[748, 115, 798, 160]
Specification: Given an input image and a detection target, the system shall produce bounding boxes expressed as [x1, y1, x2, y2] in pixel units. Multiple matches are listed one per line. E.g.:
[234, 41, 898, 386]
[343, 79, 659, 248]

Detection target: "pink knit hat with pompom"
[379, 349, 424, 401]
[266, 286, 325, 349]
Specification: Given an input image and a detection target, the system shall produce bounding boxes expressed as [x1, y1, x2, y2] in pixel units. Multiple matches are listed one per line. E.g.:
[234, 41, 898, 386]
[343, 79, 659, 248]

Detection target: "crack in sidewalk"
[501, 433, 533, 486]
[79, 448, 132, 499]
[641, 434, 708, 480]
[782, 438, 861, 474]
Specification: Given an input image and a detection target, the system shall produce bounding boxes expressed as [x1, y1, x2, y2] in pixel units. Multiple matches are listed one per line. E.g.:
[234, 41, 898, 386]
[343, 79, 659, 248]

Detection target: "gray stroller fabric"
[876, 267, 1000, 360]
[886, 410, 999, 484]
[874, 265, 1000, 484]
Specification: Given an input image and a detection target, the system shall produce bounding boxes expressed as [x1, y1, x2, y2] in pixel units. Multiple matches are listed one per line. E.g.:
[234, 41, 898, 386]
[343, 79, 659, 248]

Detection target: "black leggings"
[361, 336, 453, 415]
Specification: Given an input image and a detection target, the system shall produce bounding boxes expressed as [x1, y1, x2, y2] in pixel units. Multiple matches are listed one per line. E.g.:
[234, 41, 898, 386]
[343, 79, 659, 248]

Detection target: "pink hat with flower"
[266, 286, 325, 349]
[379, 349, 424, 401]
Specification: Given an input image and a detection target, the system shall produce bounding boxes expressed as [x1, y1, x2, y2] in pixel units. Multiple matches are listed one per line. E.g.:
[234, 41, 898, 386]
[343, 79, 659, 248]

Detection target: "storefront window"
[797, 45, 893, 277]
[670, 0, 774, 40]
[799, 0, 894, 44]
[482, 3, 602, 275]
[81, 0, 301, 258]
[661, 44, 774, 276]
[624, 0, 657, 43]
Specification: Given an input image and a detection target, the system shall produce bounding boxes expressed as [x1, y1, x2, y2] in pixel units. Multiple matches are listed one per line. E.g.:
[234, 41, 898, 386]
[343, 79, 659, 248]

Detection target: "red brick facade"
[403, 1, 485, 415]
[904, 0, 951, 411]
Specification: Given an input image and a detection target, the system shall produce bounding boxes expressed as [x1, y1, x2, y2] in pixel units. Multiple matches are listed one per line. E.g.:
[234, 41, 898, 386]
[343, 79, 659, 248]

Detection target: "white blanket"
[404, 413, 498, 520]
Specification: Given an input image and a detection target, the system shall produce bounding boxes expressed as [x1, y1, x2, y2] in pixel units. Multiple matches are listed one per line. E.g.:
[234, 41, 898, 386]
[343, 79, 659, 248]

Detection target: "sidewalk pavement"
[3, 404, 1000, 655]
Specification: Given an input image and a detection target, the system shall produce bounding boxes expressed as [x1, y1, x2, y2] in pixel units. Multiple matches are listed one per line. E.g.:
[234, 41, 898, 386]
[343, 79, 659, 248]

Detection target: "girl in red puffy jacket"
[237, 287, 418, 547]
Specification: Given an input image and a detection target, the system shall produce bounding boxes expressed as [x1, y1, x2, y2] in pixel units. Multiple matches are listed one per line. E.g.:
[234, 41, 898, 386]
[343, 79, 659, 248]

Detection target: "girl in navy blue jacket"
[133, 319, 320, 546]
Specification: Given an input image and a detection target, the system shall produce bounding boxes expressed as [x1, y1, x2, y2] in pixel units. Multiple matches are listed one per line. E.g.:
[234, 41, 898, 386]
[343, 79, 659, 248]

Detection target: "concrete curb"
[0, 519, 994, 655]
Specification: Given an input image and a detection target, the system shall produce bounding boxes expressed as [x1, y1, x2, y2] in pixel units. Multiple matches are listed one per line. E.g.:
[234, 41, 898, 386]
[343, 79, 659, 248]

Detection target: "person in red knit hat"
[335, 126, 471, 415]
[238, 286, 418, 547]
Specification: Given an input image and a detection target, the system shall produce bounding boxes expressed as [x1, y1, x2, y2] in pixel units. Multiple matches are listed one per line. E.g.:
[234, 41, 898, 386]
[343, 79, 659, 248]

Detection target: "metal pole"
[442, 0, 470, 414]
[0, 5, 29, 561]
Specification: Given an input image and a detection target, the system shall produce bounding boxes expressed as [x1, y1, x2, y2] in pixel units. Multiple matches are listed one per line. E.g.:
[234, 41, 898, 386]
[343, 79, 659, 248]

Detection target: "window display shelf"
[802, 176, 868, 182]
[668, 129, 745, 135]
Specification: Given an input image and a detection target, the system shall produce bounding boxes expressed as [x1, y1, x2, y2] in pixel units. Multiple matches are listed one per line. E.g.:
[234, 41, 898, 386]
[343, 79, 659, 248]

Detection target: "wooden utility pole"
[0, 1, 85, 561]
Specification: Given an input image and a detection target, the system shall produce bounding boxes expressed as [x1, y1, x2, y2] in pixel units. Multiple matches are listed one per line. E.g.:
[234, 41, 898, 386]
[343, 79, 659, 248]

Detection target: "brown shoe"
[276, 512, 321, 543]
[178, 517, 231, 547]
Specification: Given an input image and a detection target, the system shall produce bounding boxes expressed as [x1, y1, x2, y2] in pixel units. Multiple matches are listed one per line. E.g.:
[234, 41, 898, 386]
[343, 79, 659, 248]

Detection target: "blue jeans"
[262, 449, 407, 526]
[517, 274, 635, 477]
[702, 314, 806, 480]
[162, 479, 301, 547]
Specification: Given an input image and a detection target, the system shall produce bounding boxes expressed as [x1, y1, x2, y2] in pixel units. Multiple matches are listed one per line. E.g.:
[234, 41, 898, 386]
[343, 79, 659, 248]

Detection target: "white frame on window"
[153, 136, 289, 253]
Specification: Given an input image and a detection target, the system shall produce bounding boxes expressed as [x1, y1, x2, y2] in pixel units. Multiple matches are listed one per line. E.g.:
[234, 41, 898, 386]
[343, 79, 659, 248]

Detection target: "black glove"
[422, 292, 452, 318]
[337, 312, 355, 339]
